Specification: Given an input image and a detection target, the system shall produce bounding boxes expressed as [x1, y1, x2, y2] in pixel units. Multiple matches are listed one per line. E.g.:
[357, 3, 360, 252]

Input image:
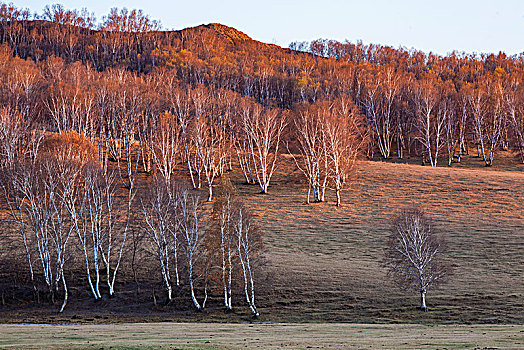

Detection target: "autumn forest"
[0, 2, 523, 327]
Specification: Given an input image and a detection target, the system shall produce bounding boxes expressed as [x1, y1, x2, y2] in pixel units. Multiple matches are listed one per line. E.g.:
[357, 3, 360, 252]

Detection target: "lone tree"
[384, 206, 451, 311]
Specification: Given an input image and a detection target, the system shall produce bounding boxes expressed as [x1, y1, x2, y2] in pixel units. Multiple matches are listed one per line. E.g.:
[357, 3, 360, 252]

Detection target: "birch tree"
[293, 97, 363, 206]
[505, 71, 524, 163]
[361, 65, 400, 159]
[210, 179, 264, 314]
[45, 132, 95, 308]
[99, 184, 134, 297]
[211, 188, 237, 311]
[384, 206, 451, 311]
[0, 109, 43, 295]
[43, 132, 128, 299]
[455, 93, 470, 163]
[241, 103, 286, 194]
[325, 96, 364, 206]
[233, 201, 262, 317]
[0, 109, 44, 293]
[0, 162, 36, 293]
[464, 76, 504, 166]
[141, 174, 176, 301]
[15, 155, 78, 312]
[0, 108, 44, 168]
[151, 111, 181, 182]
[232, 100, 257, 185]
[186, 86, 211, 190]
[99, 75, 138, 296]
[169, 87, 200, 189]
[439, 82, 459, 166]
[412, 74, 446, 167]
[175, 189, 207, 310]
[68, 161, 117, 300]
[292, 102, 329, 203]
[193, 105, 227, 202]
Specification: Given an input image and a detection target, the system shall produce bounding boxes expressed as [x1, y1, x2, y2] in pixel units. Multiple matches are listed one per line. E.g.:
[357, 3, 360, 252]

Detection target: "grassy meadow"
[0, 322, 522, 349]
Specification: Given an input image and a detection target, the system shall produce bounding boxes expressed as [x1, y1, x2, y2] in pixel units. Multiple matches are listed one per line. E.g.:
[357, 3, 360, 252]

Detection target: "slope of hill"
[1, 154, 522, 324]
[0, 3, 523, 327]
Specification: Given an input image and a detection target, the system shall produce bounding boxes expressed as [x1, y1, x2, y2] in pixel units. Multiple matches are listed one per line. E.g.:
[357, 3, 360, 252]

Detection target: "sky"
[17, 0, 524, 56]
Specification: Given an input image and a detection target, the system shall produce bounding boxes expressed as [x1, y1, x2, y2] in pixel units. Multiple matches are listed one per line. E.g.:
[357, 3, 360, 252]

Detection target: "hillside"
[1, 7, 523, 167]
[1, 154, 523, 324]
[0, 3, 523, 327]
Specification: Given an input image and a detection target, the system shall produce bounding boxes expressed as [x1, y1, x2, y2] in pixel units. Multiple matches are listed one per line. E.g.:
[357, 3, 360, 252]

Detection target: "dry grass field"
[244, 153, 524, 324]
[0, 322, 522, 349]
[0, 152, 523, 326]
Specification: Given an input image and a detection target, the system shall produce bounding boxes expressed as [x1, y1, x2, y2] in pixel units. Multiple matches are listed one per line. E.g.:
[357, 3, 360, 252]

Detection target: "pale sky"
[17, 0, 524, 56]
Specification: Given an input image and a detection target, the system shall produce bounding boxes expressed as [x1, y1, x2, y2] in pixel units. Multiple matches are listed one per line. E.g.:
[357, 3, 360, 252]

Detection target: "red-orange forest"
[0, 3, 523, 323]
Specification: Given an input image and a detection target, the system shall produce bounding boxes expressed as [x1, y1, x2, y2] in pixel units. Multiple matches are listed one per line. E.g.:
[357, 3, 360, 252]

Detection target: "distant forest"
[1, 2, 523, 167]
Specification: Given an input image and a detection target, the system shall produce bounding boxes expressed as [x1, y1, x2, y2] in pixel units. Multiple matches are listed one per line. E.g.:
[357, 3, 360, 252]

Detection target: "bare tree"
[209, 179, 264, 315]
[384, 206, 451, 311]
[151, 111, 181, 182]
[455, 93, 470, 163]
[503, 71, 524, 163]
[361, 65, 400, 159]
[440, 83, 459, 166]
[141, 174, 177, 302]
[6, 131, 95, 311]
[99, 182, 134, 298]
[45, 132, 95, 309]
[212, 188, 236, 311]
[185, 86, 208, 190]
[241, 103, 286, 194]
[170, 87, 200, 189]
[68, 161, 117, 300]
[175, 189, 207, 310]
[0, 162, 36, 293]
[0, 107, 26, 167]
[292, 97, 363, 206]
[464, 76, 504, 166]
[0, 108, 44, 168]
[412, 75, 446, 167]
[194, 110, 227, 202]
[325, 96, 364, 206]
[15, 154, 79, 312]
[233, 201, 262, 317]
[97, 77, 138, 297]
[232, 100, 257, 185]
[0, 109, 44, 295]
[291, 102, 329, 203]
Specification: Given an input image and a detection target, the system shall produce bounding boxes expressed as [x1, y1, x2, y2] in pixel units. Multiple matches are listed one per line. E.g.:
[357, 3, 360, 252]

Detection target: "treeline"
[294, 38, 524, 166]
[1, 2, 523, 167]
[0, 31, 362, 203]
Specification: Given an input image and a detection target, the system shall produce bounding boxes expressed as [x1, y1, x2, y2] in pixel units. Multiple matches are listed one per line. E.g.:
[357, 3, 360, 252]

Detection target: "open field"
[0, 153, 523, 324]
[248, 154, 524, 324]
[0, 322, 523, 349]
